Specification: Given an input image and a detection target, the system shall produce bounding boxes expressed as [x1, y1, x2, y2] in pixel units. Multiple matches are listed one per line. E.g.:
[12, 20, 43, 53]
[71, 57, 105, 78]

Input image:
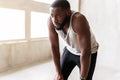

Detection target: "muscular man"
[48, 0, 99, 80]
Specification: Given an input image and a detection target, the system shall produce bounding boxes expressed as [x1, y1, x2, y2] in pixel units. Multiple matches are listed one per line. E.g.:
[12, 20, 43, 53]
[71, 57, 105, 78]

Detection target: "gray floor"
[0, 61, 56, 80]
[0, 60, 120, 80]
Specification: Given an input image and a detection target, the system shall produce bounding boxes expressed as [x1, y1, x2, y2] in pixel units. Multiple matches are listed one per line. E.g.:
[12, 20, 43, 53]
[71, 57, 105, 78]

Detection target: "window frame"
[0, 0, 50, 42]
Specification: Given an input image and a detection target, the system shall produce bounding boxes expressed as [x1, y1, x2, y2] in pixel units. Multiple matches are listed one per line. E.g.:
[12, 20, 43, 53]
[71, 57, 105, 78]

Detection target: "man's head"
[50, 0, 70, 10]
[50, 0, 71, 30]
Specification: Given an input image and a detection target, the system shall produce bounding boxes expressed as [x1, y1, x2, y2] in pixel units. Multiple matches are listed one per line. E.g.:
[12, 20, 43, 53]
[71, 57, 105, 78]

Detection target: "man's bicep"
[77, 34, 91, 55]
[48, 18, 59, 48]
[49, 29, 59, 46]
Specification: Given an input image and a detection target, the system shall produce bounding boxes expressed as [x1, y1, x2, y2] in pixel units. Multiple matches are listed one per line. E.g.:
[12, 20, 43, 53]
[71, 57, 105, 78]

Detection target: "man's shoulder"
[72, 12, 89, 33]
[73, 12, 86, 20]
[72, 12, 88, 27]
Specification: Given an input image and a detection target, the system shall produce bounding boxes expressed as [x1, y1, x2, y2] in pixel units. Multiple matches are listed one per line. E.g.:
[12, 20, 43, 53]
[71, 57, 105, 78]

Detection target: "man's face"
[50, 7, 67, 28]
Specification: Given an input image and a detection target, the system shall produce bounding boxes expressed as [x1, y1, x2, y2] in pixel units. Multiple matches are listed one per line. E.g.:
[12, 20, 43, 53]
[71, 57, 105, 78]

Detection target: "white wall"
[0, 39, 52, 72]
[80, 0, 120, 80]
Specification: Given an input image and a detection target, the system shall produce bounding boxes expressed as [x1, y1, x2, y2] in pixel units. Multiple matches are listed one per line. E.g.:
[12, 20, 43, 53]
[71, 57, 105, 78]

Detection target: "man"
[48, 0, 99, 80]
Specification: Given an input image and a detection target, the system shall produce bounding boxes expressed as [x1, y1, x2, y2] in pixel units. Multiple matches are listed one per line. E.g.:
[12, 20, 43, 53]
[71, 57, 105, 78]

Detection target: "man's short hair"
[50, 0, 70, 10]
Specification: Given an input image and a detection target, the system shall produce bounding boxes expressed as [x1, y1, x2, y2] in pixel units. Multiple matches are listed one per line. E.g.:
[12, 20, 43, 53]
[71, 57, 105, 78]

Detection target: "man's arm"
[47, 17, 63, 78]
[73, 13, 91, 79]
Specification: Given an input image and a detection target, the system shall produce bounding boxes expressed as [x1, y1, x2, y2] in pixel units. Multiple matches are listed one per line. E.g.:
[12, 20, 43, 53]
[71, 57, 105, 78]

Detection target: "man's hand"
[54, 73, 64, 80]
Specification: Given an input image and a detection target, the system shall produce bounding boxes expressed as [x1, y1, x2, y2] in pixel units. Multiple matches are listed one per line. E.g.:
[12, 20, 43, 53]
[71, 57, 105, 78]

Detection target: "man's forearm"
[51, 46, 62, 74]
[52, 52, 61, 74]
[80, 53, 91, 78]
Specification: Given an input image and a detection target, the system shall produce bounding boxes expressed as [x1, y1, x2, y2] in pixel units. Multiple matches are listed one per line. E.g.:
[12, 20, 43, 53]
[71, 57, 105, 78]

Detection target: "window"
[31, 12, 49, 38]
[0, 8, 25, 41]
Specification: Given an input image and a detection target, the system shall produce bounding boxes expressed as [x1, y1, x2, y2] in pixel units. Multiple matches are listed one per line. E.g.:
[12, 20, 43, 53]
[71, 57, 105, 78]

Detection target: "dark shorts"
[60, 47, 97, 80]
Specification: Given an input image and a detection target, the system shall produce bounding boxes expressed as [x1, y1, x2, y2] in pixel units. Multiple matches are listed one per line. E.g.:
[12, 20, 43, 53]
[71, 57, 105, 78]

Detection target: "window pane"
[0, 8, 25, 41]
[33, 0, 55, 4]
[31, 12, 49, 38]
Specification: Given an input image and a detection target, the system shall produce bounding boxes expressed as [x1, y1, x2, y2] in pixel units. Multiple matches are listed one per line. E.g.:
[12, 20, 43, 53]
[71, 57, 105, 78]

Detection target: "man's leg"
[60, 47, 76, 80]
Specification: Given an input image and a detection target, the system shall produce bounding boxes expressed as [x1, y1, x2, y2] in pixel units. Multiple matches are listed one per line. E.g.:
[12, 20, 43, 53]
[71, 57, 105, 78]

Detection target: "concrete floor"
[0, 60, 120, 80]
[0, 60, 80, 80]
[0, 61, 56, 80]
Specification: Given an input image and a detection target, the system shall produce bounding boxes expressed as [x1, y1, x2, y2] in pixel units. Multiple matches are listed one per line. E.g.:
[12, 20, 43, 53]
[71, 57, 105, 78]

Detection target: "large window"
[0, 0, 50, 41]
[0, 8, 25, 41]
[31, 12, 49, 38]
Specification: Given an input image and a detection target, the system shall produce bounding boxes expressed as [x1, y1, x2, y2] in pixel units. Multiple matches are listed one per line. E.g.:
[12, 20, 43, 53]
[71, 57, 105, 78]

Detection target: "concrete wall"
[0, 39, 52, 72]
[80, 0, 120, 79]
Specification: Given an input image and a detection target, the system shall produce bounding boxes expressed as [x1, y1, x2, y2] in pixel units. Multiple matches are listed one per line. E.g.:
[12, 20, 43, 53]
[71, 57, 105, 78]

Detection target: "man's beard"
[55, 16, 70, 30]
